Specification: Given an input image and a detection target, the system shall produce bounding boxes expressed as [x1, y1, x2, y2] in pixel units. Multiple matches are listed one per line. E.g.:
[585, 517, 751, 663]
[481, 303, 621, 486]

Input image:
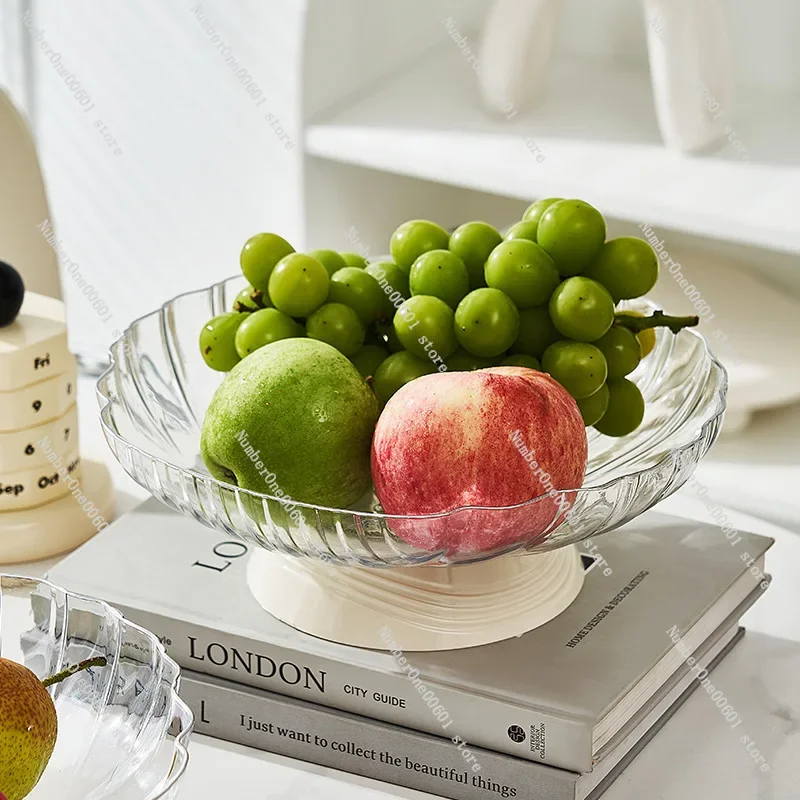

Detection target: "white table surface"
[10, 375, 800, 800]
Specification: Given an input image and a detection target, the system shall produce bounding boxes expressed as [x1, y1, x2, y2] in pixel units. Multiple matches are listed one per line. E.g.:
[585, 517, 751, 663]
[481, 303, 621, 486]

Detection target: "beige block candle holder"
[0, 289, 114, 564]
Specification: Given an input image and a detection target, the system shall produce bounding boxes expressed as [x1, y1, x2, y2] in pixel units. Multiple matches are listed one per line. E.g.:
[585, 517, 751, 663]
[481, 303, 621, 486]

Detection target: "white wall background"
[1, 0, 798, 359]
[2, 0, 306, 360]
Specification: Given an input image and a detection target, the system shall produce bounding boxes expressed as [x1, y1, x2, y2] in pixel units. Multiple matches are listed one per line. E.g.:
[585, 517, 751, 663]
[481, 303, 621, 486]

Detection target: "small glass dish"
[97, 277, 727, 567]
[0, 575, 193, 799]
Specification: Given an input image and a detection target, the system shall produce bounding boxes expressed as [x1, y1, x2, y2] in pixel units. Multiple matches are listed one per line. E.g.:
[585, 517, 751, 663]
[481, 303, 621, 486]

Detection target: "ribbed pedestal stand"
[247, 544, 585, 651]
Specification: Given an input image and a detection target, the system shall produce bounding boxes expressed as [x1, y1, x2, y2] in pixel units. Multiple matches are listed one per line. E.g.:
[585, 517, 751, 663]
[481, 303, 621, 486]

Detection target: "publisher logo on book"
[507, 725, 526, 743]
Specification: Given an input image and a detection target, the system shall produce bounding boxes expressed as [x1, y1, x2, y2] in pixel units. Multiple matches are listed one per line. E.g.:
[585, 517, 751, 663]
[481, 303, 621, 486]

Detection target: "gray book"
[181, 623, 746, 800]
[48, 498, 773, 773]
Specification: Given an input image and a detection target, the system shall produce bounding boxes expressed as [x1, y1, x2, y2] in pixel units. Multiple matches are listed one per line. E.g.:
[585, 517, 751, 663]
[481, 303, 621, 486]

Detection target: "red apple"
[371, 367, 587, 555]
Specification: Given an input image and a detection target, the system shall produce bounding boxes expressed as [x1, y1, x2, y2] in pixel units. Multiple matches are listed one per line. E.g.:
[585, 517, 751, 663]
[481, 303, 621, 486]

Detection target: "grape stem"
[42, 656, 108, 688]
[614, 310, 699, 335]
[233, 289, 268, 313]
[250, 289, 267, 308]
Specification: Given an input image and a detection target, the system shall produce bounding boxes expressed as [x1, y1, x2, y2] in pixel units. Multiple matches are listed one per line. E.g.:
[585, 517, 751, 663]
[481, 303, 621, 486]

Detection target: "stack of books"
[49, 499, 773, 800]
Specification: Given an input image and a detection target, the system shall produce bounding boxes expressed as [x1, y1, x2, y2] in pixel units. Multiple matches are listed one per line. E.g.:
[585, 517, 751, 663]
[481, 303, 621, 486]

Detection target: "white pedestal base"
[247, 545, 585, 651]
[0, 459, 115, 565]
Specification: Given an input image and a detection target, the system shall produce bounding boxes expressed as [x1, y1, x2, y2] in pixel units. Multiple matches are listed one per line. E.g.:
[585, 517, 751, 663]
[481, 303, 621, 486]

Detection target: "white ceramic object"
[0, 88, 62, 298]
[0, 447, 81, 512]
[478, 0, 559, 116]
[643, 0, 732, 152]
[0, 290, 114, 554]
[647, 245, 800, 417]
[0, 354, 77, 432]
[247, 546, 585, 651]
[0, 457, 113, 564]
[0, 291, 71, 391]
[0, 403, 78, 471]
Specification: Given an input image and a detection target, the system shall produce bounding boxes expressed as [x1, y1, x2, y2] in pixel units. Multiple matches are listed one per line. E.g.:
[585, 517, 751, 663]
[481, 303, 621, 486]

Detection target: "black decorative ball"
[0, 261, 25, 327]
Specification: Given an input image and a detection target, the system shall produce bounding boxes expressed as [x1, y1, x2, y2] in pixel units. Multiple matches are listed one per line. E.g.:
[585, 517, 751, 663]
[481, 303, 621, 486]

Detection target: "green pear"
[0, 656, 106, 800]
[201, 338, 379, 509]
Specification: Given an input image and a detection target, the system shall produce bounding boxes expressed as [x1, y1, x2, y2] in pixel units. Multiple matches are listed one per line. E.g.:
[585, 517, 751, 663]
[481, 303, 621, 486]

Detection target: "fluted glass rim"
[0, 573, 193, 799]
[96, 278, 728, 522]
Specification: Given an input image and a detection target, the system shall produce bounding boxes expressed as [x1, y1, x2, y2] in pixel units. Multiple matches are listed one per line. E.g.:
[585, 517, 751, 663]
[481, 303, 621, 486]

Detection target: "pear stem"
[614, 310, 699, 335]
[42, 656, 108, 688]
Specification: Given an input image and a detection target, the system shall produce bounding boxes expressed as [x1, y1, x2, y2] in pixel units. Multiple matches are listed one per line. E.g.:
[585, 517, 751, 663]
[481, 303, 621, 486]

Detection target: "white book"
[48, 499, 773, 773]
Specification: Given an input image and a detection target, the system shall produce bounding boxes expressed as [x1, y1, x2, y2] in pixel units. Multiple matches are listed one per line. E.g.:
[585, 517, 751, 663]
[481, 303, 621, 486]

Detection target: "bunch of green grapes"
[200, 202, 696, 438]
[368, 205, 694, 437]
[199, 233, 387, 372]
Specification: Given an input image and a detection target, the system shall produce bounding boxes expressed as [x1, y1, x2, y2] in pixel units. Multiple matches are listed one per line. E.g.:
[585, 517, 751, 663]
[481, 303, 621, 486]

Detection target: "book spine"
[180, 672, 578, 800]
[122, 605, 592, 772]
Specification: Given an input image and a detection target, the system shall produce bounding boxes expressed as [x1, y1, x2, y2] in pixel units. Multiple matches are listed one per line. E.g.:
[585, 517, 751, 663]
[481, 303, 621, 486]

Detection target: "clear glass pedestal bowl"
[0, 575, 193, 799]
[97, 276, 726, 565]
[95, 277, 727, 649]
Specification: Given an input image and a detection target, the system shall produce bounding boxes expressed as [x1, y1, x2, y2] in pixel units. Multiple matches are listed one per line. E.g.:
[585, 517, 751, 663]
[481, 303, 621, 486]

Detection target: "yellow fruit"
[637, 327, 656, 358]
[617, 311, 656, 358]
[0, 654, 106, 800]
[0, 659, 57, 800]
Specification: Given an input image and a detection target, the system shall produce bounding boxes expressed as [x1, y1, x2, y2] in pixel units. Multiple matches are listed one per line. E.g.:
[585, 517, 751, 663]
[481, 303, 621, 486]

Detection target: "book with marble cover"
[48, 498, 773, 773]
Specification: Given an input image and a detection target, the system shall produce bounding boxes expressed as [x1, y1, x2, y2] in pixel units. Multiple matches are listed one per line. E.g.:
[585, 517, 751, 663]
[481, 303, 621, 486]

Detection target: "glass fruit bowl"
[0, 575, 193, 799]
[97, 276, 726, 568]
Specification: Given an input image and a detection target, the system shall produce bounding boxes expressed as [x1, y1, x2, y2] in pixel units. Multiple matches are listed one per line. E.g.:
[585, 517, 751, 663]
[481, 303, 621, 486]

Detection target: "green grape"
[500, 354, 541, 370]
[329, 267, 385, 325]
[340, 252, 367, 268]
[373, 351, 436, 405]
[446, 348, 497, 371]
[394, 295, 458, 360]
[503, 220, 540, 242]
[199, 313, 247, 372]
[576, 384, 610, 426]
[584, 237, 658, 302]
[454, 288, 520, 358]
[541, 340, 607, 399]
[268, 253, 329, 317]
[448, 221, 502, 290]
[537, 200, 606, 276]
[594, 326, 641, 379]
[390, 220, 450, 273]
[409, 250, 470, 309]
[510, 306, 561, 358]
[549, 277, 615, 342]
[366, 261, 410, 318]
[521, 197, 563, 237]
[234, 308, 299, 357]
[240, 233, 295, 291]
[232, 285, 268, 312]
[350, 344, 389, 378]
[594, 378, 645, 437]
[484, 240, 560, 309]
[308, 249, 347, 278]
[306, 302, 365, 356]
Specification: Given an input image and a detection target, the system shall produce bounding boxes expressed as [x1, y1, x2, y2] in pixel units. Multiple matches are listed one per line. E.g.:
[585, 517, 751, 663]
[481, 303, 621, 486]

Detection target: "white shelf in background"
[306, 48, 800, 254]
